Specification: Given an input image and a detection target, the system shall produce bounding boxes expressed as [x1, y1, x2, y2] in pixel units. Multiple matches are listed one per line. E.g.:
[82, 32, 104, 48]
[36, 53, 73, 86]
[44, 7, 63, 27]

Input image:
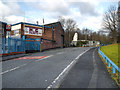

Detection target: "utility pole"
[43, 17, 44, 33]
[36, 21, 39, 25]
[118, 1, 120, 43]
[69, 30, 70, 47]
[117, 1, 120, 84]
[23, 10, 26, 23]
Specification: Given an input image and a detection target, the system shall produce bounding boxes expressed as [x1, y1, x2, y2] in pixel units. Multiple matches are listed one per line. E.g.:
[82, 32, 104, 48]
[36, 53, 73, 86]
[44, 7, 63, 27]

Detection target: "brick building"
[0, 21, 7, 38]
[11, 22, 64, 51]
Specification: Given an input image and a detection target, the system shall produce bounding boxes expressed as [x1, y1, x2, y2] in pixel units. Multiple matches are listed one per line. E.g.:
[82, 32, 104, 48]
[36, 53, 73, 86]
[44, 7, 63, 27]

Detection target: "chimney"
[36, 21, 39, 25]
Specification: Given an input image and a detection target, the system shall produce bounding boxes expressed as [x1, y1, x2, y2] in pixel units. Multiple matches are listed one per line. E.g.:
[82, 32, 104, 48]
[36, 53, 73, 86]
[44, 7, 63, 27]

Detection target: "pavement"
[1, 54, 28, 61]
[59, 48, 118, 88]
[1, 47, 118, 89]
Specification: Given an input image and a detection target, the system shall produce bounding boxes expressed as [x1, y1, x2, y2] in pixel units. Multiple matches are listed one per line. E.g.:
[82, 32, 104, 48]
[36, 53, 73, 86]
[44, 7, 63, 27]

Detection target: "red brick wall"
[54, 24, 64, 48]
[41, 40, 57, 50]
[42, 27, 52, 40]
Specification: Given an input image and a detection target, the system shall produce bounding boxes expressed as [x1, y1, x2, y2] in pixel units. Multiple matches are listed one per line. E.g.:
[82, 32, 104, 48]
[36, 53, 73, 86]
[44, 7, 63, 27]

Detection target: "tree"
[102, 5, 118, 43]
[58, 16, 77, 46]
[58, 16, 65, 29]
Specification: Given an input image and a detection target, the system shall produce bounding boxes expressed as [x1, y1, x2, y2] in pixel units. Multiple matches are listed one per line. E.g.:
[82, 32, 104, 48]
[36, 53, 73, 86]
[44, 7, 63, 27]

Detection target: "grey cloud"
[1, 1, 24, 16]
[69, 2, 99, 16]
[26, 2, 70, 16]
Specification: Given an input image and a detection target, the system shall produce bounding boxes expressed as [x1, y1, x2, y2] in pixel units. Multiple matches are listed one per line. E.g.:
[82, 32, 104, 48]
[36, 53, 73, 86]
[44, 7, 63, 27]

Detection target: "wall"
[11, 22, 64, 51]
[54, 23, 64, 48]
[0, 22, 7, 38]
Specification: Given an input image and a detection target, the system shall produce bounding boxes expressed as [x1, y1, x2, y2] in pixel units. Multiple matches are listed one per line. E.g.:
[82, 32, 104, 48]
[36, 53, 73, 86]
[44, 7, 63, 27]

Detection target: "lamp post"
[118, 1, 120, 43]
[117, 1, 120, 84]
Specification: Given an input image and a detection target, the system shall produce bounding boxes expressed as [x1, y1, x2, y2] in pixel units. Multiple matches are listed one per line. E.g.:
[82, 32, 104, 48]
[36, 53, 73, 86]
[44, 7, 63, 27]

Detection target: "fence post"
[108, 62, 111, 67]
[105, 58, 107, 63]
[113, 67, 116, 74]
[16, 39, 17, 52]
[13, 38, 15, 52]
[103, 55, 105, 60]
[39, 38, 41, 52]
[2, 38, 5, 53]
[22, 36, 25, 52]
[8, 37, 10, 53]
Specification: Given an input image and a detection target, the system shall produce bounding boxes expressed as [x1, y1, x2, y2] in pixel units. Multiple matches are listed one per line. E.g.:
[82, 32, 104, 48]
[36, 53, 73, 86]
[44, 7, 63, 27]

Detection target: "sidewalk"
[58, 48, 118, 88]
[1, 54, 28, 61]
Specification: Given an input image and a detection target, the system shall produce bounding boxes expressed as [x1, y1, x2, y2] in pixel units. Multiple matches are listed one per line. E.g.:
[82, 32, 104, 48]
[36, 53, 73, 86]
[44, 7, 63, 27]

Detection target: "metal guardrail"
[98, 46, 120, 74]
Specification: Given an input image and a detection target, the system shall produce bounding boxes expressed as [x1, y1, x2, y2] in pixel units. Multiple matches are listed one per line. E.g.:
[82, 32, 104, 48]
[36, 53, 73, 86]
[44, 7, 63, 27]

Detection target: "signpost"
[6, 25, 11, 31]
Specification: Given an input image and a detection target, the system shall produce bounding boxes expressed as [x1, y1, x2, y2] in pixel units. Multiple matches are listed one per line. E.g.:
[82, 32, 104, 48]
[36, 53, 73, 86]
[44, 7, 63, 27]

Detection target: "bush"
[77, 41, 88, 47]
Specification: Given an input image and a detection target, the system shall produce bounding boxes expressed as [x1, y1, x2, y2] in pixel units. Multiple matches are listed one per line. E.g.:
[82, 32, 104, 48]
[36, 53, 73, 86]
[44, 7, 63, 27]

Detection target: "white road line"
[36, 55, 54, 61]
[88, 48, 98, 88]
[0, 63, 27, 75]
[46, 48, 91, 90]
[56, 52, 64, 55]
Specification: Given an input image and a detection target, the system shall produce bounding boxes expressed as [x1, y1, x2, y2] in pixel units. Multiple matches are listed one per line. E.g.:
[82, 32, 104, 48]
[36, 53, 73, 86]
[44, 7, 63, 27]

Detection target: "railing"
[98, 46, 120, 75]
[25, 38, 41, 52]
[1, 36, 41, 54]
[1, 37, 25, 54]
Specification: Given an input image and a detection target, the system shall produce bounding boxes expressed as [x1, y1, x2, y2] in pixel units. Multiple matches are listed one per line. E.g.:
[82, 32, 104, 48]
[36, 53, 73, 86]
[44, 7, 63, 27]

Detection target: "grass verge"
[98, 44, 120, 87]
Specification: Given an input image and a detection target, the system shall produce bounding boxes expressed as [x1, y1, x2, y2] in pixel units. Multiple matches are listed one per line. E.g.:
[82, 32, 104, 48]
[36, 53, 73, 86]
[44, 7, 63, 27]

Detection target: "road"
[59, 48, 117, 88]
[2, 47, 118, 89]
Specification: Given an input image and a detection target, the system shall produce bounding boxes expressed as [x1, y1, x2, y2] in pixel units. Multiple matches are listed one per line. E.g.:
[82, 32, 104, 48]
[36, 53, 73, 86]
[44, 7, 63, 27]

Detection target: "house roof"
[45, 22, 64, 31]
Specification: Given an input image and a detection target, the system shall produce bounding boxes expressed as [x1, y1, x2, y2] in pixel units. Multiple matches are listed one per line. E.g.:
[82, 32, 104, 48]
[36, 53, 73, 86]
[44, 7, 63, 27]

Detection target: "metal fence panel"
[1, 37, 25, 54]
[25, 38, 41, 52]
[1, 36, 41, 54]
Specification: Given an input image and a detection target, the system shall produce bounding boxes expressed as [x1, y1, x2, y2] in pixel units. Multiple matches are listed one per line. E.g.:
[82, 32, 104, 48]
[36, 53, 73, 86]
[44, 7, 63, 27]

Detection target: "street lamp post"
[117, 1, 120, 84]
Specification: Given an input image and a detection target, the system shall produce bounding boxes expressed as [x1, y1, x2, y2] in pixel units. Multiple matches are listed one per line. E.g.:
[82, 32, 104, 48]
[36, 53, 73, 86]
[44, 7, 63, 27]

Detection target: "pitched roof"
[45, 22, 64, 31]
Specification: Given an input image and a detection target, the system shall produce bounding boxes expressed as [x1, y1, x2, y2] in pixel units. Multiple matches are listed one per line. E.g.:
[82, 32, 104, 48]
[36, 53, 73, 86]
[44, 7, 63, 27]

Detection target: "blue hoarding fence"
[1, 36, 41, 54]
[98, 46, 120, 83]
[1, 37, 25, 54]
[23, 36, 41, 52]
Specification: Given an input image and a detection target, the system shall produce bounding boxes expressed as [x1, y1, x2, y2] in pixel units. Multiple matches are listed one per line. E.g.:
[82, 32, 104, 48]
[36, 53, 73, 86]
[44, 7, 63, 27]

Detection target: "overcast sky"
[0, 0, 118, 31]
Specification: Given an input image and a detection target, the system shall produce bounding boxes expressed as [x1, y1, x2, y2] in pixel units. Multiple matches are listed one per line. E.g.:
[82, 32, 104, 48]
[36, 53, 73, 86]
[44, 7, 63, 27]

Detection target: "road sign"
[6, 25, 11, 31]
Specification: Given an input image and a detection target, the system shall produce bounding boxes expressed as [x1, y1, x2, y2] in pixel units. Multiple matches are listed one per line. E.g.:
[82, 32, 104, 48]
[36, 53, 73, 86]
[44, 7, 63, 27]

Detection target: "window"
[14, 29, 19, 35]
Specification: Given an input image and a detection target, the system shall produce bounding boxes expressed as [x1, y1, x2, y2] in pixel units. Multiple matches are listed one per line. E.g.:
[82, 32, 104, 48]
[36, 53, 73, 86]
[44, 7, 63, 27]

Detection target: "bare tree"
[58, 17, 77, 46]
[102, 5, 118, 43]
[58, 16, 65, 29]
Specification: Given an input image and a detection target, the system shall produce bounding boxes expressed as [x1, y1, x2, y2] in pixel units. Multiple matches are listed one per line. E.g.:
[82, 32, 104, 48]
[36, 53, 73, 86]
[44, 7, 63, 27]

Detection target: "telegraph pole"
[117, 1, 120, 84]
[118, 1, 120, 43]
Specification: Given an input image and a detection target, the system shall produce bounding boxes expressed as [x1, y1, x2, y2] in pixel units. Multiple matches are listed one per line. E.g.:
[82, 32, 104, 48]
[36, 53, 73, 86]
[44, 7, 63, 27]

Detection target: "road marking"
[1, 55, 54, 75]
[57, 52, 64, 55]
[88, 48, 98, 88]
[36, 55, 53, 61]
[0, 63, 27, 75]
[46, 48, 91, 89]
[14, 56, 48, 60]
